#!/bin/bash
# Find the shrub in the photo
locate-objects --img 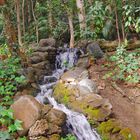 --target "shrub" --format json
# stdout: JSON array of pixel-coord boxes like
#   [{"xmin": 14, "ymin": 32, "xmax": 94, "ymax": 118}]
[
  {"xmin": 61, "ymin": 134, "xmax": 76, "ymax": 140},
  {"xmin": 104, "ymin": 41, "xmax": 140, "ymax": 84}
]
